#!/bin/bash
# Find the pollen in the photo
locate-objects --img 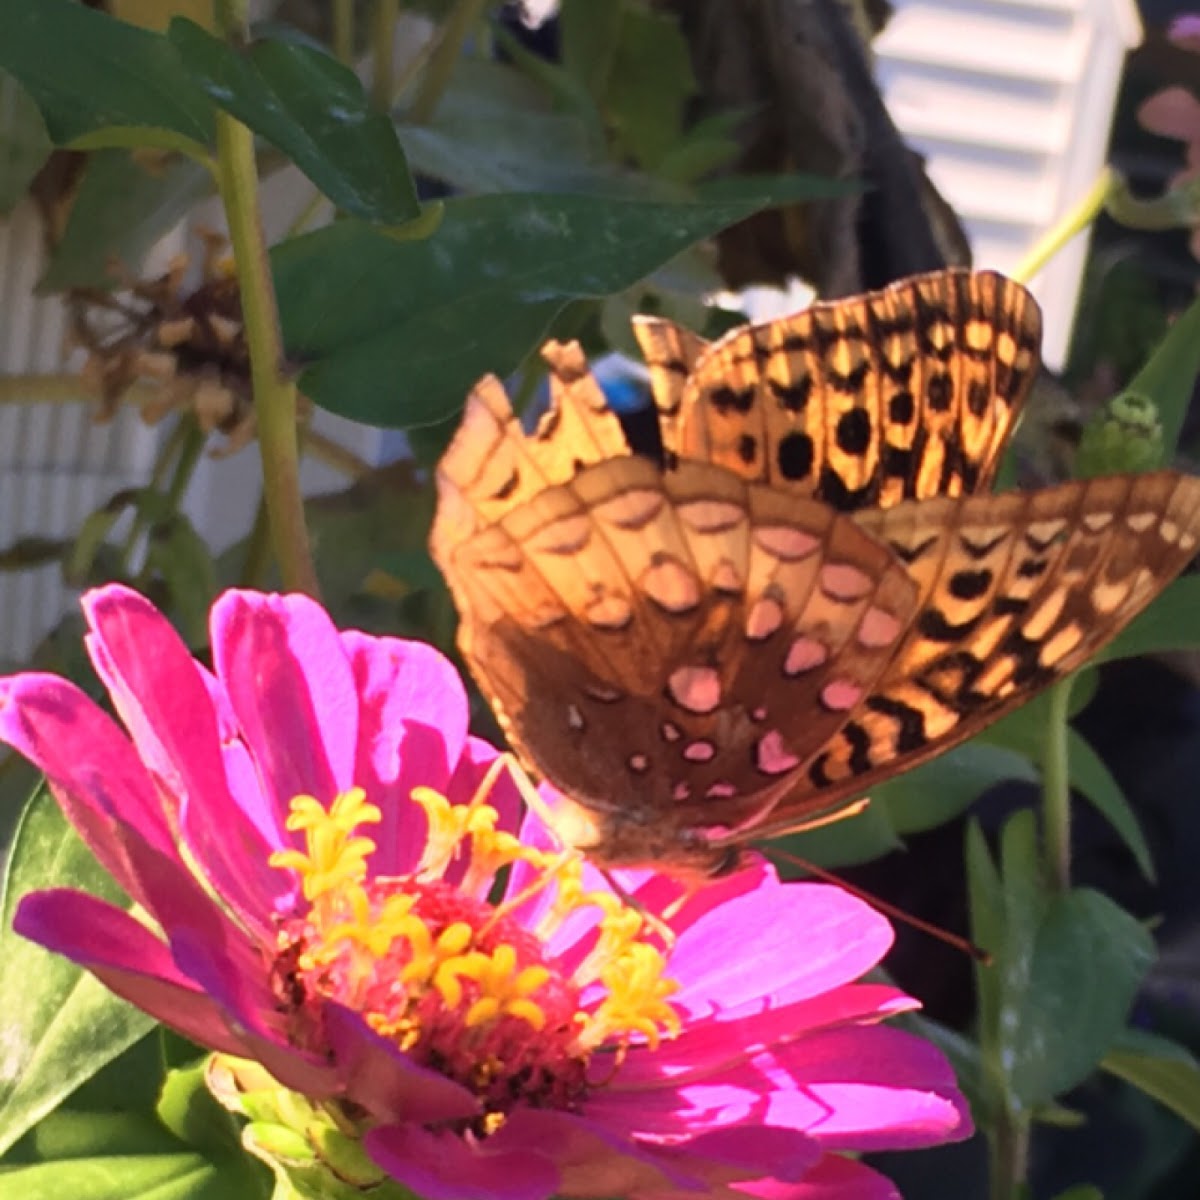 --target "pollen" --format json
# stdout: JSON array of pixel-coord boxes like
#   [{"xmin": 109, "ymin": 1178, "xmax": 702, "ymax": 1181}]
[{"xmin": 267, "ymin": 779, "xmax": 680, "ymax": 1127}]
